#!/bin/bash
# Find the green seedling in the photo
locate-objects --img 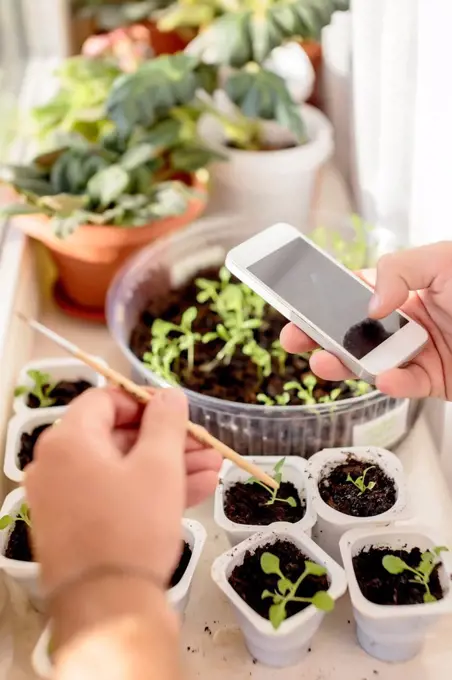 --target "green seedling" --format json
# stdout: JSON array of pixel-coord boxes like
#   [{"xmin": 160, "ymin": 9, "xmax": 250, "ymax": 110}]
[
  {"xmin": 150, "ymin": 307, "xmax": 200, "ymax": 374},
  {"xmin": 143, "ymin": 336, "xmax": 181, "ymax": 386},
  {"xmin": 201, "ymin": 320, "xmax": 260, "ymax": 369},
  {"xmin": 346, "ymin": 466, "xmax": 376, "ymax": 495},
  {"xmin": 271, "ymin": 340, "xmax": 287, "ymax": 376},
  {"xmin": 243, "ymin": 340, "xmax": 272, "ymax": 379},
  {"xmin": 0, "ymin": 502, "xmax": 32, "ymax": 530},
  {"xmin": 382, "ymin": 546, "xmax": 449, "ymax": 603},
  {"xmin": 195, "ymin": 266, "xmax": 230, "ymax": 306},
  {"xmin": 257, "ymin": 392, "xmax": 291, "ymax": 406},
  {"xmin": 260, "ymin": 552, "xmax": 334, "ymax": 630},
  {"xmin": 14, "ymin": 369, "xmax": 57, "ymax": 408},
  {"xmin": 319, "ymin": 387, "xmax": 342, "ymax": 404},
  {"xmin": 246, "ymin": 458, "xmax": 296, "ymax": 507},
  {"xmin": 284, "ymin": 375, "xmax": 317, "ymax": 405},
  {"xmin": 345, "ymin": 379, "xmax": 372, "ymax": 397}
]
